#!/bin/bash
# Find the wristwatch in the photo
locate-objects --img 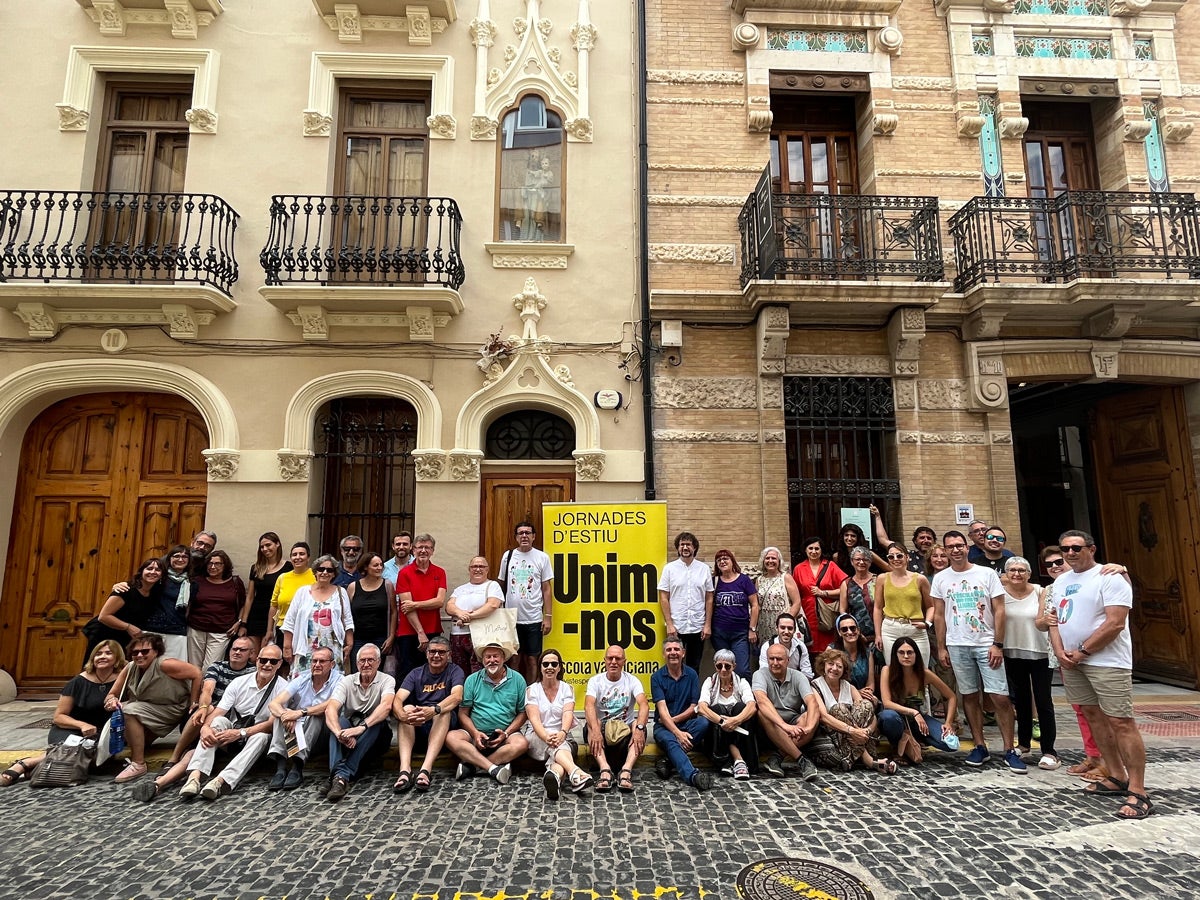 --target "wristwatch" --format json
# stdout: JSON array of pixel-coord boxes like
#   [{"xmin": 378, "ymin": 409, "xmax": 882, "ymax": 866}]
[
  {"xmin": 239, "ymin": 728, "xmax": 247, "ymax": 740},
  {"xmin": 635, "ymin": 724, "xmax": 646, "ymax": 732},
  {"xmin": 433, "ymin": 703, "xmax": 442, "ymax": 715}
]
